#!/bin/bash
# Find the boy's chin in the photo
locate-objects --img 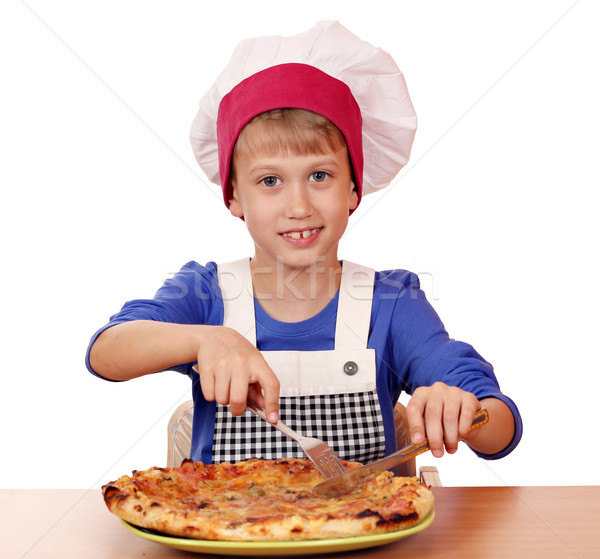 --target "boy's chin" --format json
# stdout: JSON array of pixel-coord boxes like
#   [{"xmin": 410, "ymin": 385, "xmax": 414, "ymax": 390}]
[{"xmin": 272, "ymin": 254, "xmax": 340, "ymax": 272}]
